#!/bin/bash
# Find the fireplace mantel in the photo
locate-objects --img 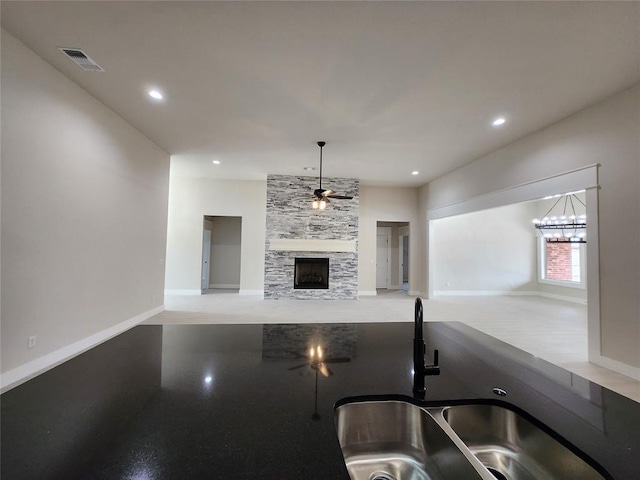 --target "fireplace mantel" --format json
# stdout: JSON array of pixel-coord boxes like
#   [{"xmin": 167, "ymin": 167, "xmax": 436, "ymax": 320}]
[{"xmin": 268, "ymin": 238, "xmax": 356, "ymax": 253}]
